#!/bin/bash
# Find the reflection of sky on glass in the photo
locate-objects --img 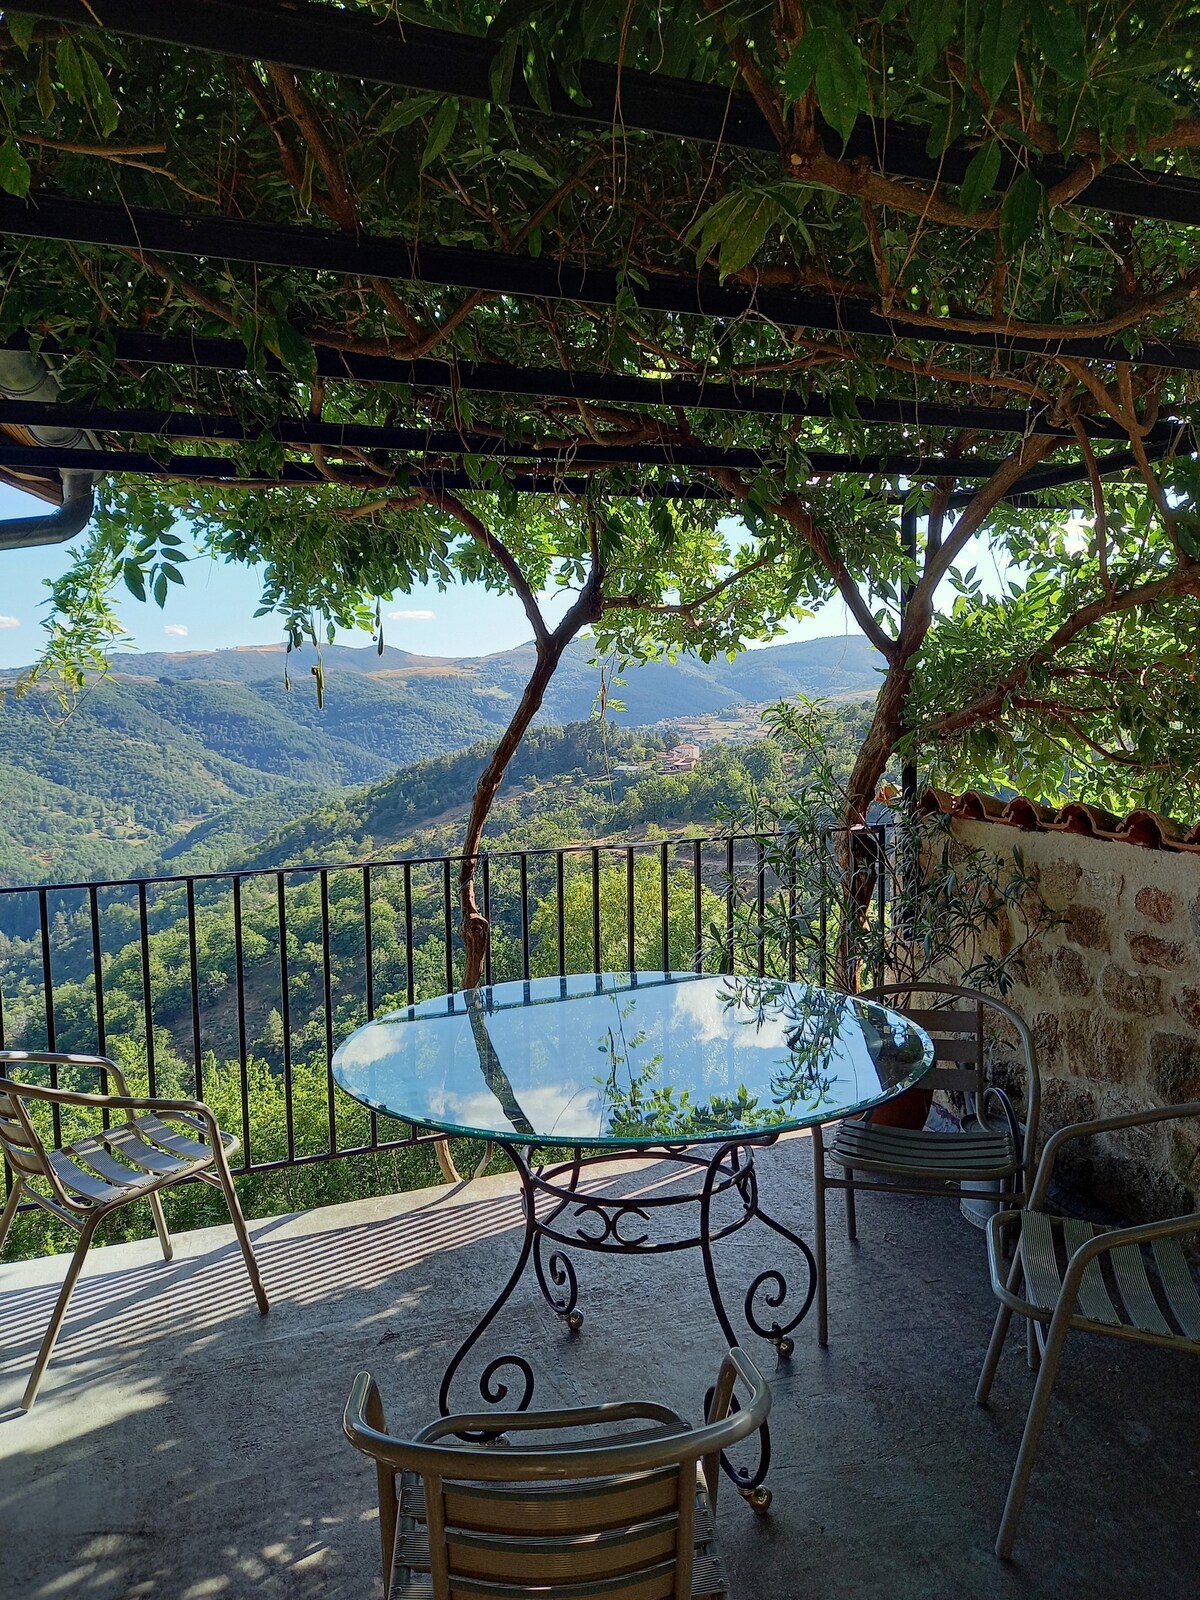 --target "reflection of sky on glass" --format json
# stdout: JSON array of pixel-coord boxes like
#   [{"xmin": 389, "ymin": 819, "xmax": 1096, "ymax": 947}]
[{"xmin": 332, "ymin": 972, "xmax": 932, "ymax": 1148}]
